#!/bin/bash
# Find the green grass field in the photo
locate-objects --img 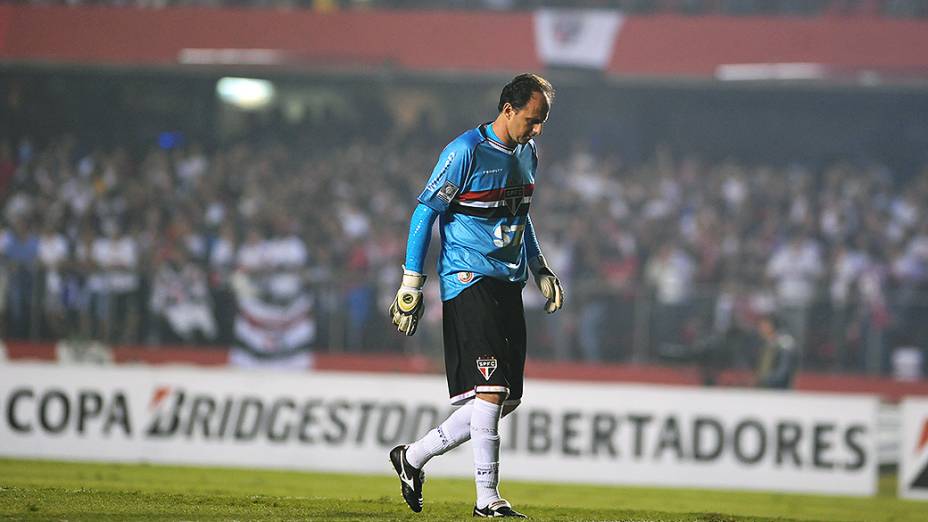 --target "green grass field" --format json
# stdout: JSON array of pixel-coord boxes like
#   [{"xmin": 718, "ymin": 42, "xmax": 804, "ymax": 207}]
[{"xmin": 0, "ymin": 458, "xmax": 924, "ymax": 521}]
